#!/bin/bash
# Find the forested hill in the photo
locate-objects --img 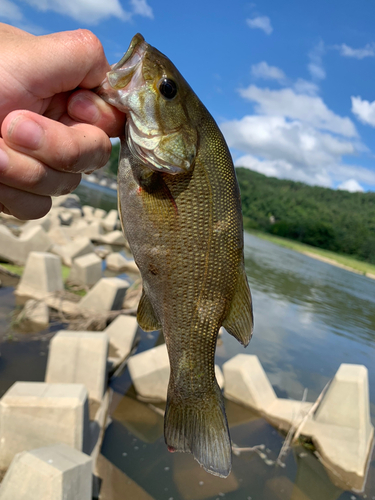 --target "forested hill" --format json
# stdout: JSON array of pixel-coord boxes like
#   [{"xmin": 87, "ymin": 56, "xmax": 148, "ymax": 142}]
[{"xmin": 236, "ymin": 167, "xmax": 375, "ymax": 264}]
